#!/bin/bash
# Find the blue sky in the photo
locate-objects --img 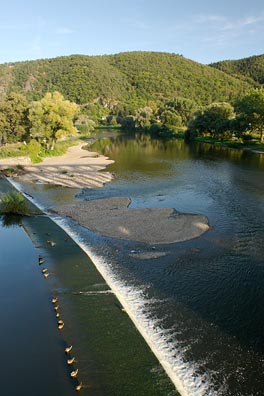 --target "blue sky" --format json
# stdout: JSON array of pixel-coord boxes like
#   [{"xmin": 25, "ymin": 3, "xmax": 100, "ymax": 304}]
[{"xmin": 0, "ymin": 0, "xmax": 263, "ymax": 64}]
